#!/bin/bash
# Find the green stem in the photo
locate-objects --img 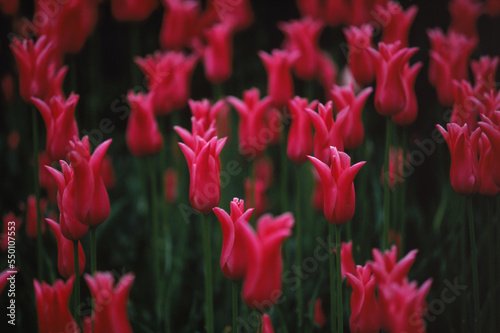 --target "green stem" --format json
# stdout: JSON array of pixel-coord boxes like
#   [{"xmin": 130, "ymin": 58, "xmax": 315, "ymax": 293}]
[
  {"xmin": 280, "ymin": 139, "xmax": 288, "ymax": 212},
  {"xmin": 400, "ymin": 133, "xmax": 407, "ymax": 254},
  {"xmin": 383, "ymin": 118, "xmax": 392, "ymax": 249},
  {"xmin": 149, "ymin": 156, "xmax": 160, "ymax": 326},
  {"xmin": 90, "ymin": 227, "xmax": 97, "ymax": 274},
  {"xmin": 73, "ymin": 241, "xmax": 81, "ymax": 330},
  {"xmin": 329, "ymin": 224, "xmax": 335, "ymax": 333},
  {"xmin": 296, "ymin": 164, "xmax": 303, "ymax": 329},
  {"xmin": 460, "ymin": 199, "xmax": 466, "ymax": 333},
  {"xmin": 202, "ymin": 213, "xmax": 214, "ymax": 333},
  {"xmin": 335, "ymin": 225, "xmax": 343, "ymax": 333},
  {"xmin": 232, "ymin": 280, "xmax": 238, "ymax": 332},
  {"xmin": 467, "ymin": 198, "xmax": 480, "ymax": 333},
  {"xmin": 33, "ymin": 107, "xmax": 43, "ymax": 280}
]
